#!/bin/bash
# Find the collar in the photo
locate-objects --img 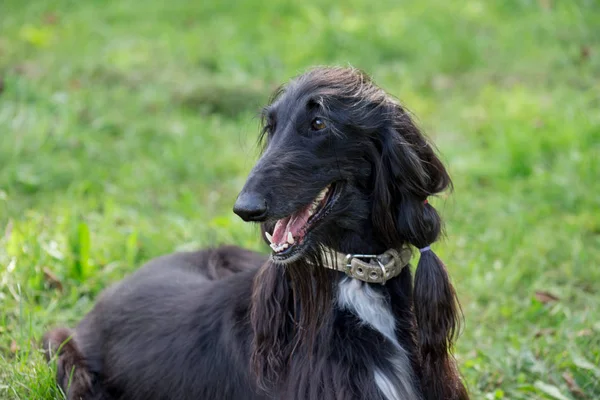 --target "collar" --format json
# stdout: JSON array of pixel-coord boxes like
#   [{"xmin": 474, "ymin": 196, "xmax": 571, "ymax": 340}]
[{"xmin": 320, "ymin": 247, "xmax": 412, "ymax": 285}]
